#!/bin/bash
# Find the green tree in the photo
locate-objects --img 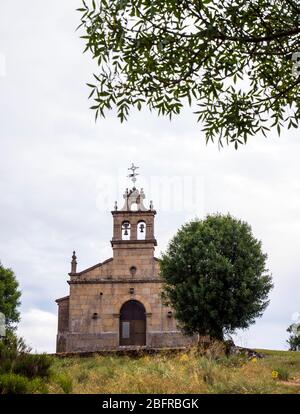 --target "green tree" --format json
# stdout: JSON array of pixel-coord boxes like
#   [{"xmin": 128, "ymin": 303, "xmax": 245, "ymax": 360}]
[
  {"xmin": 287, "ymin": 324, "xmax": 300, "ymax": 351},
  {"xmin": 78, "ymin": 0, "xmax": 300, "ymax": 149},
  {"xmin": 160, "ymin": 214, "xmax": 273, "ymax": 341},
  {"xmin": 0, "ymin": 263, "xmax": 21, "ymax": 329}
]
